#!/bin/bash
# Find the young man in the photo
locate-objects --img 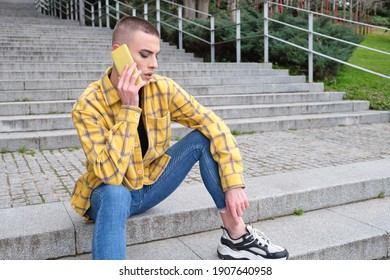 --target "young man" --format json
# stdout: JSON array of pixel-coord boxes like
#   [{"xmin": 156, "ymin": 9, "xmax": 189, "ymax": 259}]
[{"xmin": 71, "ymin": 16, "xmax": 288, "ymax": 260}]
